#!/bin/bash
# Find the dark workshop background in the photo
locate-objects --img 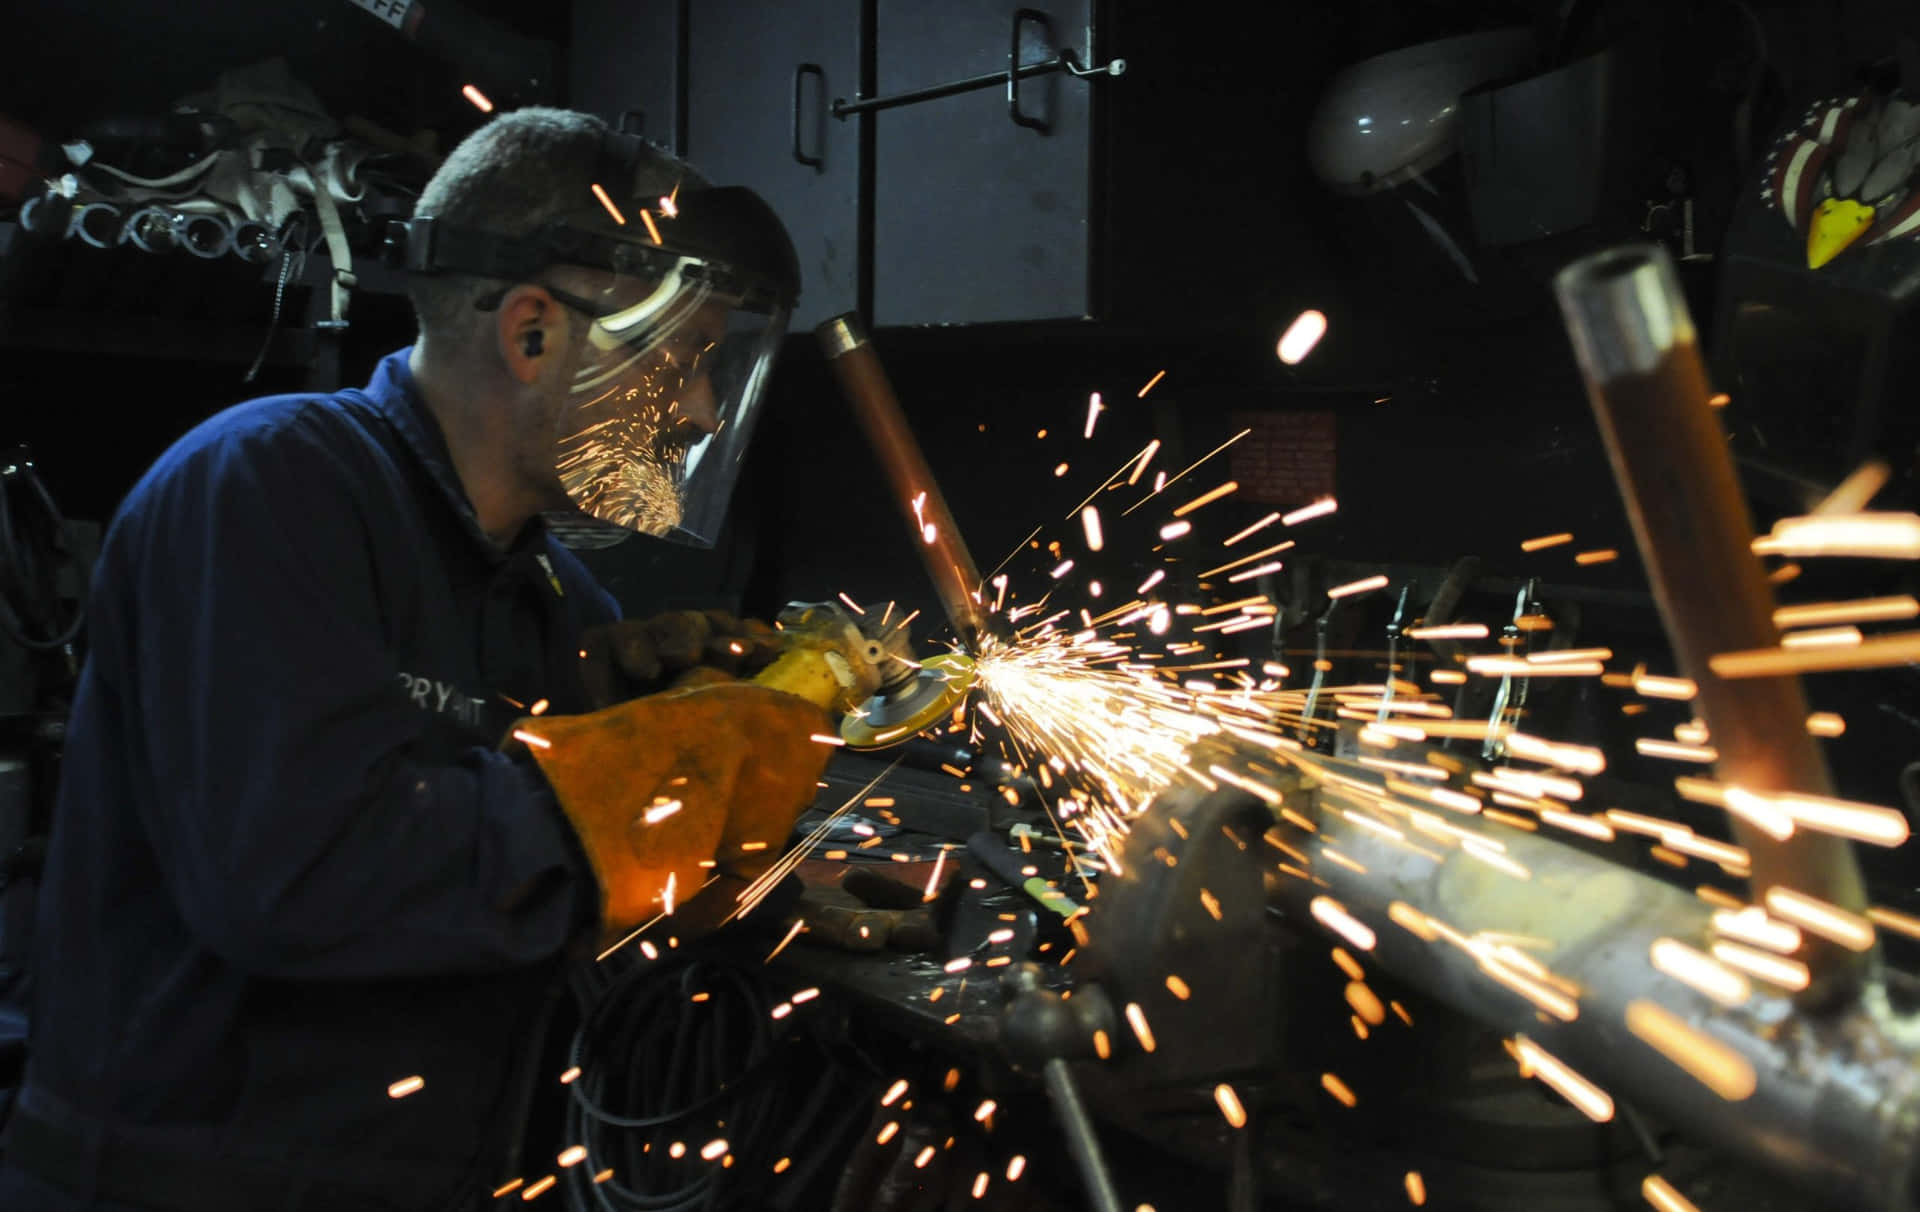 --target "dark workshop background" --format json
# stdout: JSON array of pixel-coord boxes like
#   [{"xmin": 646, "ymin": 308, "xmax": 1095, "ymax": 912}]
[{"xmin": 3, "ymin": 0, "xmax": 1919, "ymax": 855}]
